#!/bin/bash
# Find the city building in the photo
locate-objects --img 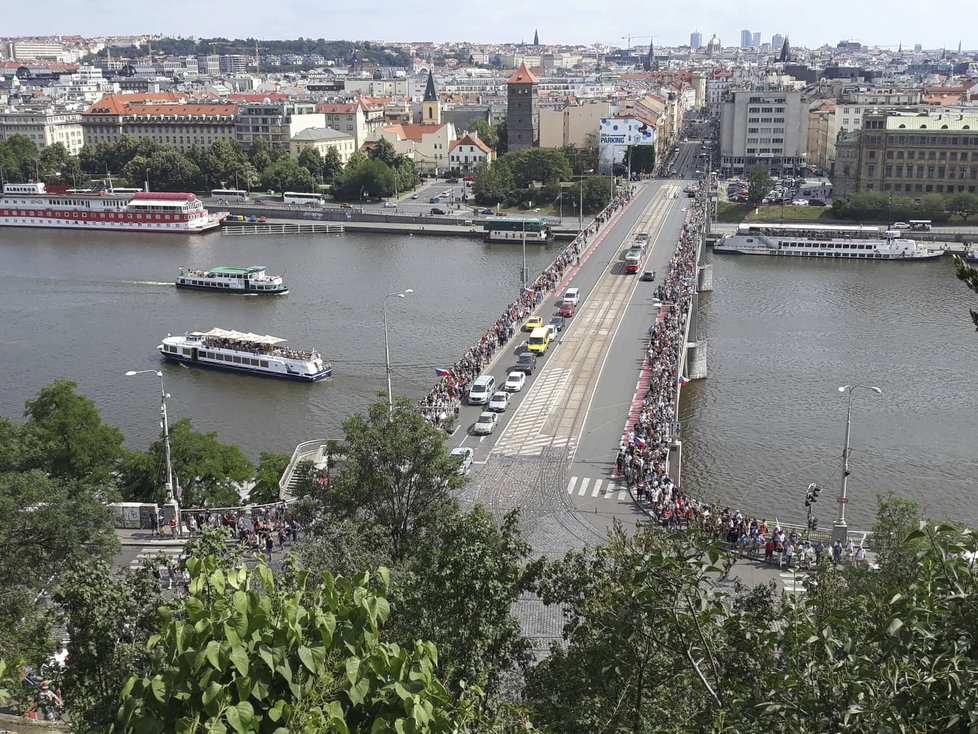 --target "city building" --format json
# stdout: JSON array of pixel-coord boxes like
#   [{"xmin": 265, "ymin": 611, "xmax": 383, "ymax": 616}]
[
  {"xmin": 448, "ymin": 132, "xmax": 491, "ymax": 172},
  {"xmin": 806, "ymin": 102, "xmax": 837, "ymax": 174},
  {"xmin": 740, "ymin": 30, "xmax": 753, "ymax": 49},
  {"xmin": 690, "ymin": 31, "xmax": 703, "ymax": 50},
  {"xmin": 421, "ymin": 70, "xmax": 441, "ymax": 125},
  {"xmin": 288, "ymin": 127, "xmax": 357, "ymax": 164},
  {"xmin": 6, "ymin": 40, "xmax": 75, "ymax": 62},
  {"xmin": 0, "ymin": 107, "xmax": 85, "ymax": 155},
  {"xmin": 506, "ymin": 62, "xmax": 539, "ymax": 152},
  {"xmin": 81, "ymin": 94, "xmax": 238, "ymax": 152},
  {"xmin": 833, "ymin": 110, "xmax": 978, "ymax": 197},
  {"xmin": 379, "ymin": 121, "xmax": 457, "ymax": 174},
  {"xmin": 752, "ymin": 32, "xmax": 761, "ymax": 48},
  {"xmin": 538, "ymin": 100, "xmax": 611, "ymax": 149},
  {"xmin": 234, "ymin": 101, "xmax": 324, "ymax": 151},
  {"xmin": 719, "ymin": 87, "xmax": 809, "ymax": 177},
  {"xmin": 772, "ymin": 34, "xmax": 785, "ymax": 53}
]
